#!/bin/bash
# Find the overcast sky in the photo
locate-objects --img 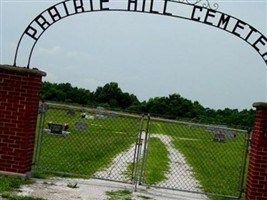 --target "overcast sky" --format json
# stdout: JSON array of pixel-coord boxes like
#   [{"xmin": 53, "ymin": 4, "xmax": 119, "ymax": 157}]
[{"xmin": 1, "ymin": 0, "xmax": 267, "ymax": 110}]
